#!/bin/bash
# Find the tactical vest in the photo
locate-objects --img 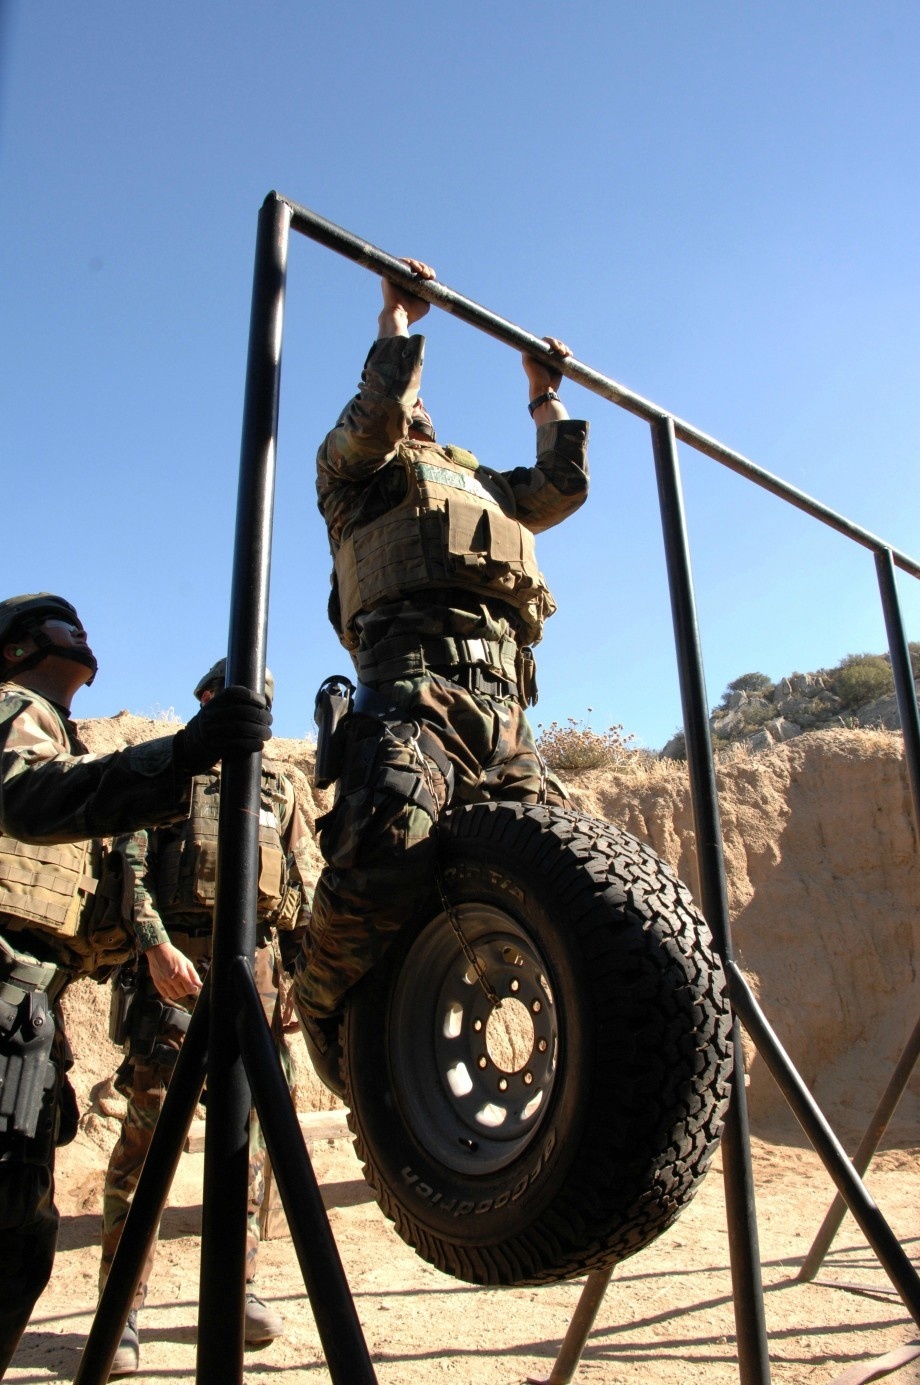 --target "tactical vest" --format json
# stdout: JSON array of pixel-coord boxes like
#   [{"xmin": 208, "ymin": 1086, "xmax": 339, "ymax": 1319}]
[
  {"xmin": 333, "ymin": 442, "xmax": 557, "ymax": 647},
  {"xmin": 0, "ymin": 835, "xmax": 98, "ymax": 937},
  {"xmin": 0, "ymin": 690, "xmax": 134, "ymax": 975},
  {"xmin": 153, "ymin": 769, "xmax": 298, "ymax": 925}
]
